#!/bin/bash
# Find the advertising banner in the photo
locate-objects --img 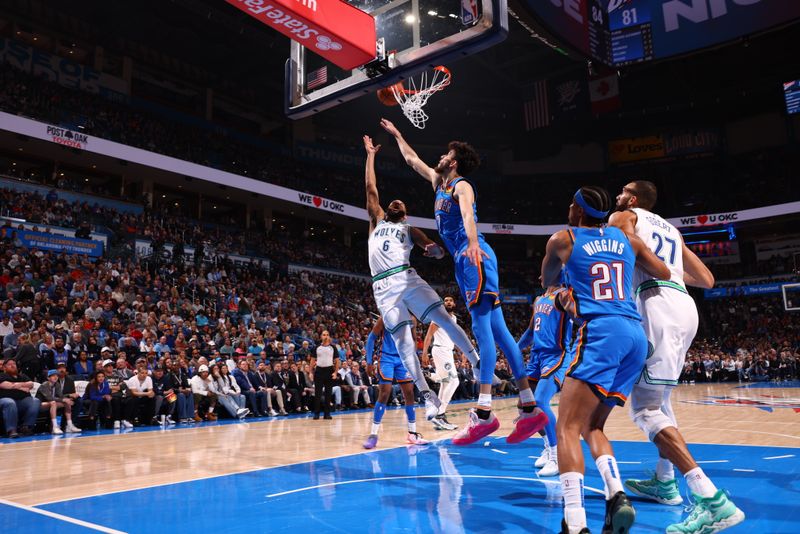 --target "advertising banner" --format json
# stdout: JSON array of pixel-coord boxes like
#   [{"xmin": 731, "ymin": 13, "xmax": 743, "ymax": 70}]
[
  {"xmin": 225, "ymin": 0, "xmax": 376, "ymax": 70},
  {"xmin": 13, "ymin": 229, "xmax": 103, "ymax": 257},
  {"xmin": 608, "ymin": 135, "xmax": 665, "ymax": 163},
  {"xmin": 294, "ymin": 141, "xmax": 404, "ymax": 175},
  {"xmin": 650, "ymin": 0, "xmax": 800, "ymax": 59},
  {"xmin": 704, "ymin": 283, "xmax": 784, "ymax": 300},
  {"xmin": 0, "ymin": 38, "xmax": 128, "ymax": 100},
  {"xmin": 663, "ymin": 128, "xmax": 720, "ymax": 156}
]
